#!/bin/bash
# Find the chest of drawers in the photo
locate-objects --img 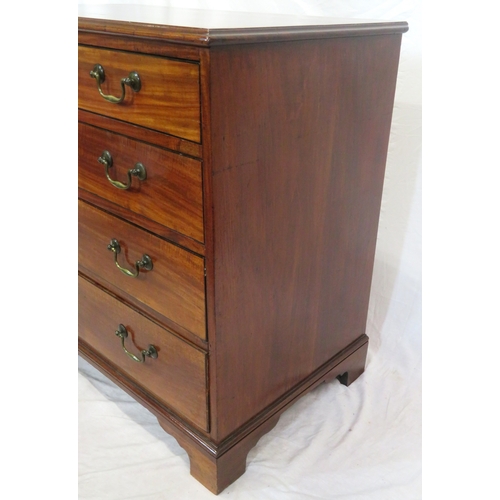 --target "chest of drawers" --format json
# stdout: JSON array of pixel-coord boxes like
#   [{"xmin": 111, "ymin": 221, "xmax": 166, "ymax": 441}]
[{"xmin": 78, "ymin": 6, "xmax": 407, "ymax": 493}]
